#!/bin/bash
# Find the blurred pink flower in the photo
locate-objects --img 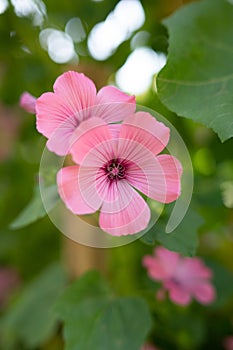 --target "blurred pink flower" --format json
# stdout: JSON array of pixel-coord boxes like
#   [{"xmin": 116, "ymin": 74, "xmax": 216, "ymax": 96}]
[
  {"xmin": 224, "ymin": 336, "xmax": 233, "ymax": 350},
  {"xmin": 35, "ymin": 70, "xmax": 136, "ymax": 156},
  {"xmin": 0, "ymin": 267, "xmax": 20, "ymax": 308},
  {"xmin": 57, "ymin": 113, "xmax": 182, "ymax": 235},
  {"xmin": 143, "ymin": 246, "xmax": 216, "ymax": 306},
  {"xmin": 19, "ymin": 92, "xmax": 36, "ymax": 114}
]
